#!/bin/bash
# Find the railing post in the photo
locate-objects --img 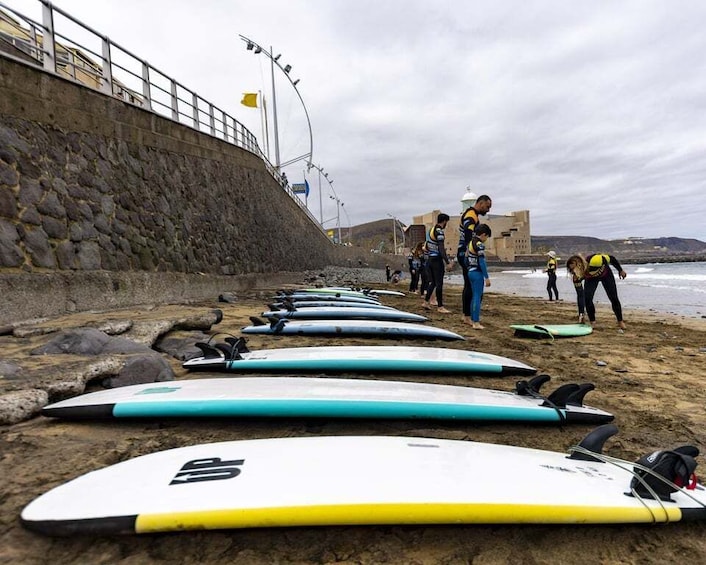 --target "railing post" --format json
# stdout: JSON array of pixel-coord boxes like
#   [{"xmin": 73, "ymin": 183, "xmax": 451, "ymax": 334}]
[
  {"xmin": 170, "ymin": 80, "xmax": 179, "ymax": 121},
  {"xmin": 141, "ymin": 62, "xmax": 152, "ymax": 110},
  {"xmin": 209, "ymin": 104, "xmax": 216, "ymax": 136},
  {"xmin": 100, "ymin": 36, "xmax": 113, "ymax": 95},
  {"xmin": 191, "ymin": 92, "xmax": 198, "ymax": 128},
  {"xmin": 41, "ymin": 1, "xmax": 55, "ymax": 72}
]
